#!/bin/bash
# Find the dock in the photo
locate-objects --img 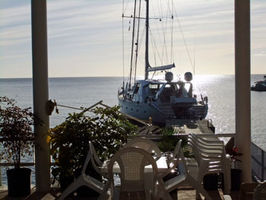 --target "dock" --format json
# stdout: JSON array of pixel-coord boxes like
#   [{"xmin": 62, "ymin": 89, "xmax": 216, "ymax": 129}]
[{"xmin": 166, "ymin": 119, "xmax": 215, "ymax": 134}]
